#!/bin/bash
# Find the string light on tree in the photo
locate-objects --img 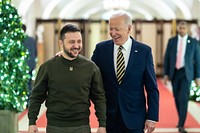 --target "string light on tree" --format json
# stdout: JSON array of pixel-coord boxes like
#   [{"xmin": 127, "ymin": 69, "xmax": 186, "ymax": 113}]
[
  {"xmin": 190, "ymin": 81, "xmax": 200, "ymax": 102},
  {"xmin": 0, "ymin": 1, "xmax": 30, "ymax": 112}
]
